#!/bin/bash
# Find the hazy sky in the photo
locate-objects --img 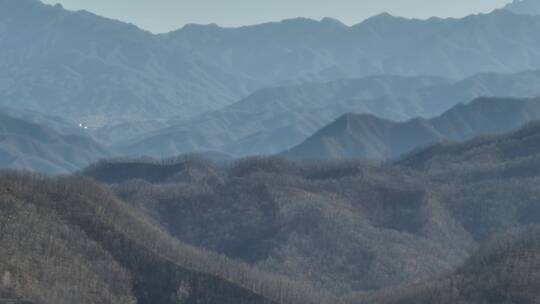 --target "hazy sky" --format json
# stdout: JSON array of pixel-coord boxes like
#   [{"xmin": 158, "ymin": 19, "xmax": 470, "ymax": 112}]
[{"xmin": 41, "ymin": 0, "xmax": 512, "ymax": 33}]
